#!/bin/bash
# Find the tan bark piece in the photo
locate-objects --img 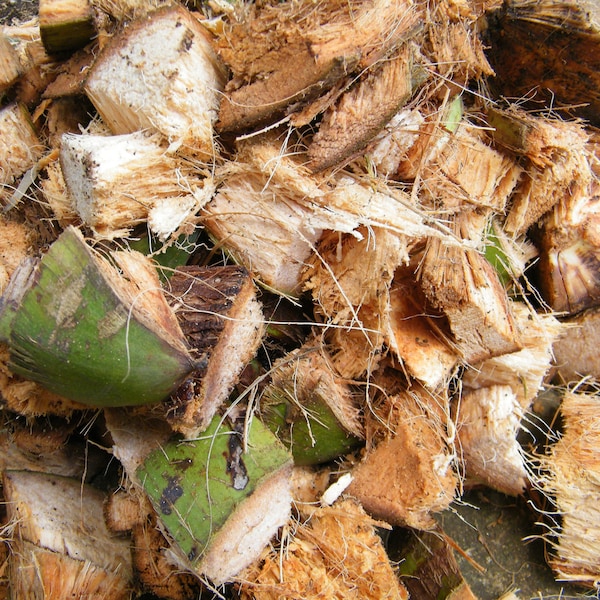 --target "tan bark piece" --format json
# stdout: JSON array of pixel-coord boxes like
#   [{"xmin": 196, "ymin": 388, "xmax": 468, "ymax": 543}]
[
  {"xmin": 427, "ymin": 125, "xmax": 522, "ymax": 212},
  {"xmin": 535, "ymin": 175, "xmax": 600, "ymax": 314},
  {"xmin": 0, "ymin": 415, "xmax": 93, "ymax": 479},
  {"xmin": 419, "ymin": 236, "xmax": 522, "ymax": 364},
  {"xmin": 303, "ymin": 227, "xmax": 409, "ymax": 379},
  {"xmin": 348, "ymin": 383, "xmax": 457, "ymax": 529},
  {"xmin": 0, "ymin": 102, "xmax": 43, "ymax": 204},
  {"xmin": 426, "ymin": 16, "xmax": 495, "ymax": 92},
  {"xmin": 552, "ymin": 306, "xmax": 600, "ymax": 383},
  {"xmin": 14, "ymin": 38, "xmax": 59, "ymax": 108},
  {"xmin": 387, "ymin": 270, "xmax": 459, "ymax": 389},
  {"xmin": 85, "ymin": 4, "xmax": 226, "ymax": 155},
  {"xmin": 216, "ymin": 0, "xmax": 420, "ymax": 134},
  {"xmin": 504, "ymin": 143, "xmax": 591, "ymax": 237},
  {"xmin": 238, "ymin": 498, "xmax": 408, "ymax": 600},
  {"xmin": 307, "ymin": 46, "xmax": 426, "ymax": 172},
  {"xmin": 462, "ymin": 301, "xmax": 563, "ymax": 407},
  {"xmin": 0, "ymin": 31, "xmax": 22, "ymax": 93},
  {"xmin": 10, "ymin": 542, "xmax": 131, "ymax": 600}
]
